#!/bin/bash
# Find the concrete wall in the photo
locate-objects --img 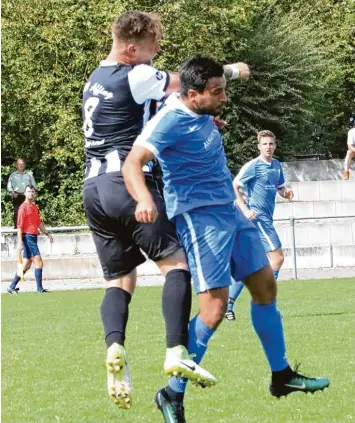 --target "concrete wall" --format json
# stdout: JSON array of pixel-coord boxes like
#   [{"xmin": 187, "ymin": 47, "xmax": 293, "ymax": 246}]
[
  {"xmin": 276, "ymin": 180, "xmax": 355, "ymax": 203},
  {"xmin": 2, "ymin": 244, "xmax": 354, "ymax": 281},
  {"xmin": 2, "ymin": 220, "xmax": 355, "ymax": 260},
  {"xmin": 283, "ymin": 159, "xmax": 355, "ymax": 182}
]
